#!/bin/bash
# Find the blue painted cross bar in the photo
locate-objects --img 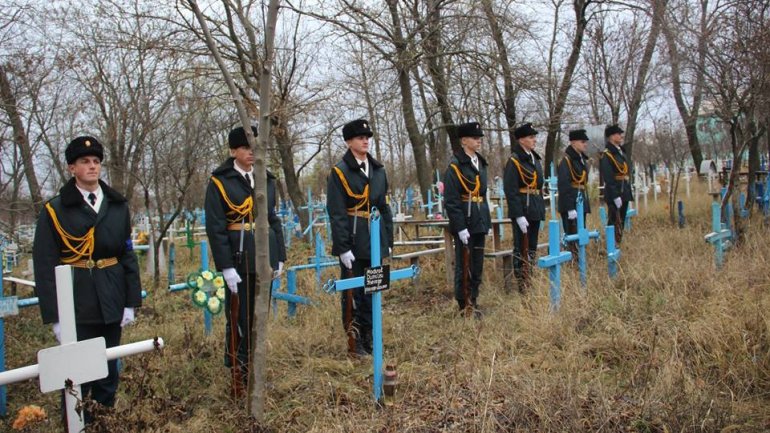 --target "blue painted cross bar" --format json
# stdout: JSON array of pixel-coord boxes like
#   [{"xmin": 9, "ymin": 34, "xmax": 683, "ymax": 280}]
[
  {"xmin": 605, "ymin": 226, "xmax": 621, "ymax": 278},
  {"xmin": 168, "ymin": 240, "xmax": 213, "ymax": 335},
  {"xmin": 271, "ymin": 275, "xmax": 312, "ymax": 319},
  {"xmin": 322, "ymin": 207, "xmax": 419, "ymax": 403},
  {"xmin": 537, "ymin": 220, "xmax": 572, "ymax": 310},
  {"xmin": 599, "ymin": 206, "xmax": 607, "ymax": 228},
  {"xmin": 562, "ymin": 193, "xmax": 600, "ymax": 288},
  {"xmin": 624, "ymin": 203, "xmax": 638, "ymax": 231},
  {"xmin": 704, "ymin": 202, "xmax": 731, "ymax": 270}
]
